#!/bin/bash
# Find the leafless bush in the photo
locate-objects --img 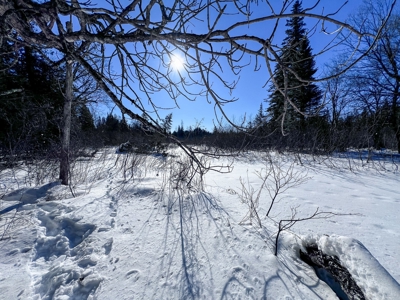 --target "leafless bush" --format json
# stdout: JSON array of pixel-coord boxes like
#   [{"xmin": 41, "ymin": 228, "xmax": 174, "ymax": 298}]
[
  {"xmin": 23, "ymin": 158, "xmax": 59, "ymax": 187},
  {"xmin": 0, "ymin": 197, "xmax": 34, "ymax": 242},
  {"xmin": 113, "ymin": 152, "xmax": 147, "ymax": 183},
  {"xmin": 165, "ymin": 154, "xmax": 206, "ymax": 193},
  {"xmin": 234, "ymin": 153, "xmax": 358, "ymax": 256},
  {"xmin": 238, "ymin": 154, "xmax": 310, "ymax": 228},
  {"xmin": 238, "ymin": 171, "xmax": 269, "ymax": 228},
  {"xmin": 70, "ymin": 149, "xmax": 109, "ymax": 184},
  {"xmin": 273, "ymin": 207, "xmax": 352, "ymax": 256},
  {"xmin": 264, "ymin": 156, "xmax": 310, "ymax": 217}
]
